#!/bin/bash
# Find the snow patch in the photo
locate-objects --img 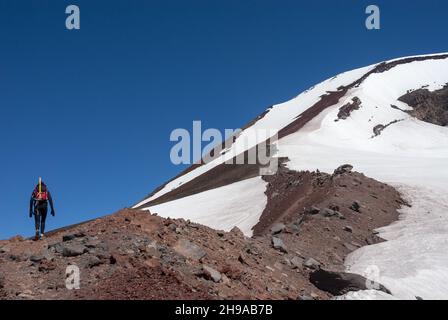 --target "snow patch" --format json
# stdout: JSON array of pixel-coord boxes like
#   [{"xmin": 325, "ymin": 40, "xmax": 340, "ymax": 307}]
[
  {"xmin": 144, "ymin": 177, "xmax": 268, "ymax": 237},
  {"xmin": 344, "ymin": 185, "xmax": 448, "ymax": 300}
]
